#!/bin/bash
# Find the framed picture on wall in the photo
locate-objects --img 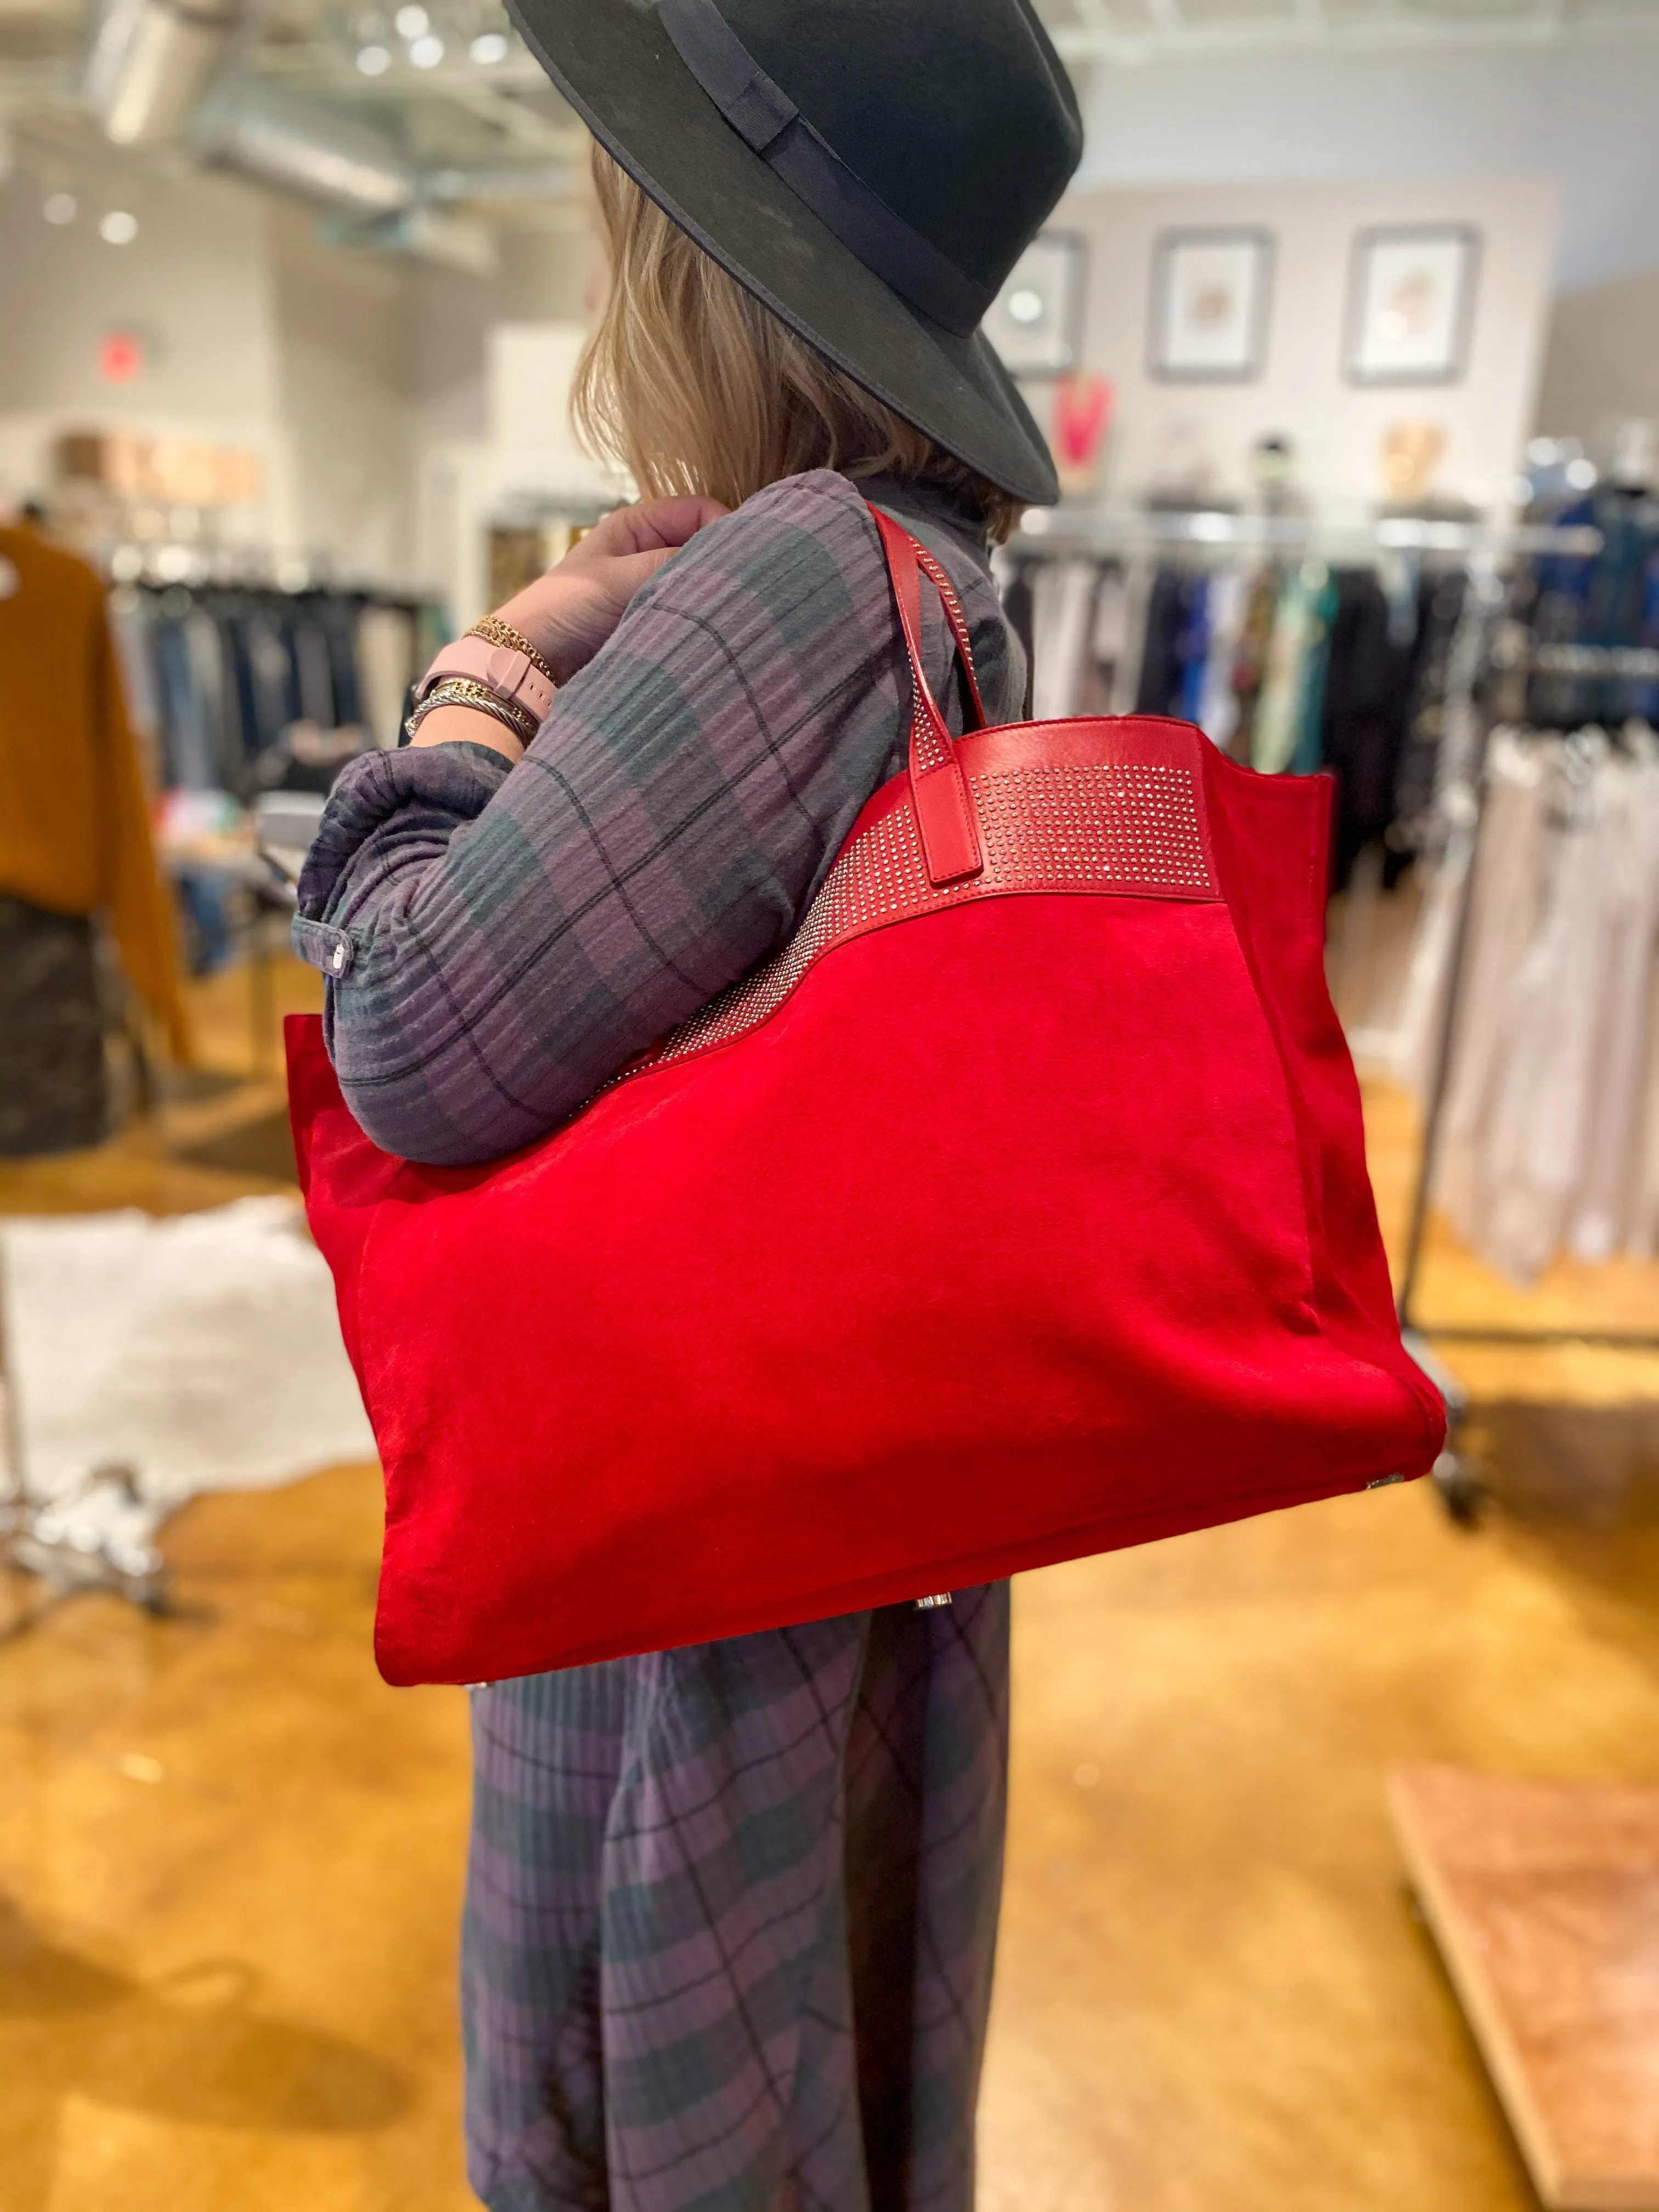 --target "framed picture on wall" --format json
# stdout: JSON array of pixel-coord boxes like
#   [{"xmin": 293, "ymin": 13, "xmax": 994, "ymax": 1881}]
[
  {"xmin": 986, "ymin": 232, "xmax": 1088, "ymax": 379},
  {"xmin": 1344, "ymin": 225, "xmax": 1480, "ymax": 385},
  {"xmin": 1149, "ymin": 228, "xmax": 1274, "ymax": 382}
]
